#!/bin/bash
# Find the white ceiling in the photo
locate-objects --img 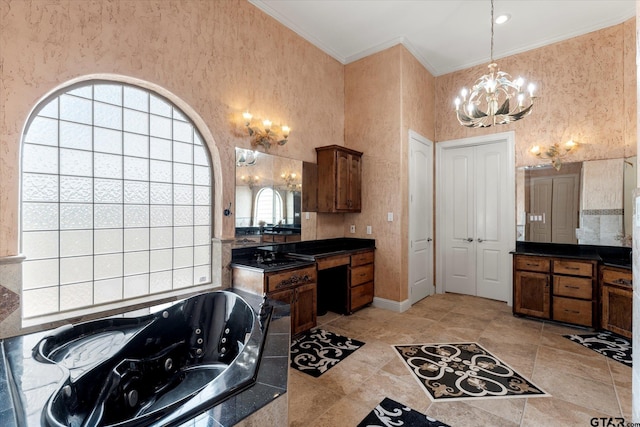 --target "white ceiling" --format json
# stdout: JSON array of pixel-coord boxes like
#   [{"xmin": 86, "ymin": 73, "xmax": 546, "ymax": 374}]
[{"xmin": 249, "ymin": 0, "xmax": 636, "ymax": 76}]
